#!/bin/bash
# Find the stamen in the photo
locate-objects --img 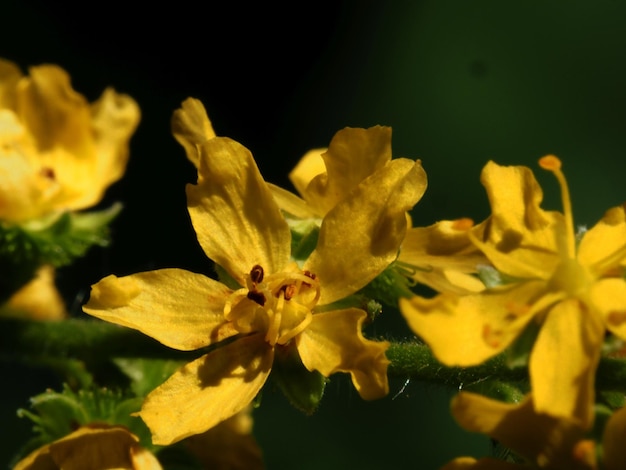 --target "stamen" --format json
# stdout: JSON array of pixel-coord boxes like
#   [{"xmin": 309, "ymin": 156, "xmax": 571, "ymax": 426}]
[
  {"xmin": 250, "ymin": 264, "xmax": 264, "ymax": 284},
  {"xmin": 538, "ymin": 155, "xmax": 576, "ymax": 258},
  {"xmin": 247, "ymin": 290, "xmax": 266, "ymax": 306}
]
